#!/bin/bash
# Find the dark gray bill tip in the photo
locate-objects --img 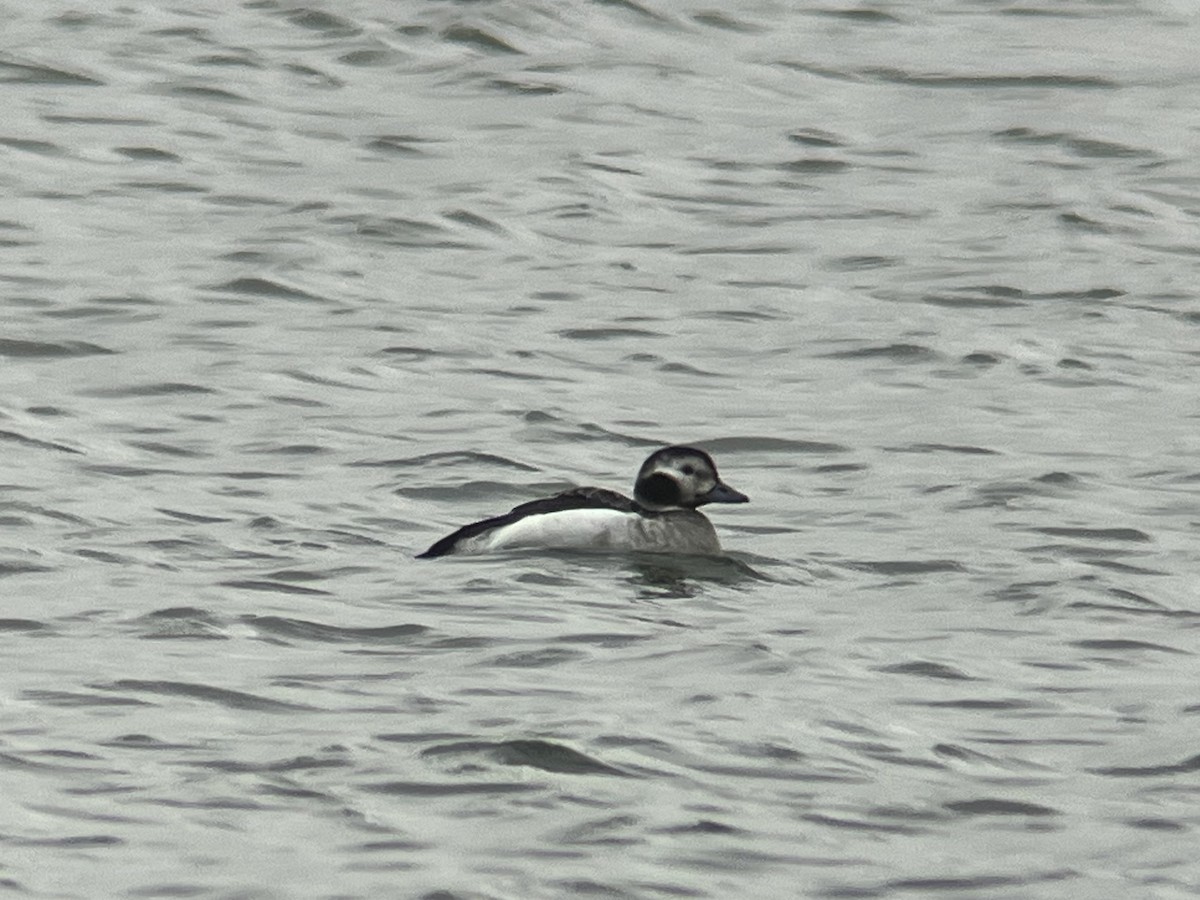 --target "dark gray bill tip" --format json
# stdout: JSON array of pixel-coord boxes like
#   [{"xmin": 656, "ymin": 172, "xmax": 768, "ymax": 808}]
[{"xmin": 704, "ymin": 482, "xmax": 749, "ymax": 504}]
